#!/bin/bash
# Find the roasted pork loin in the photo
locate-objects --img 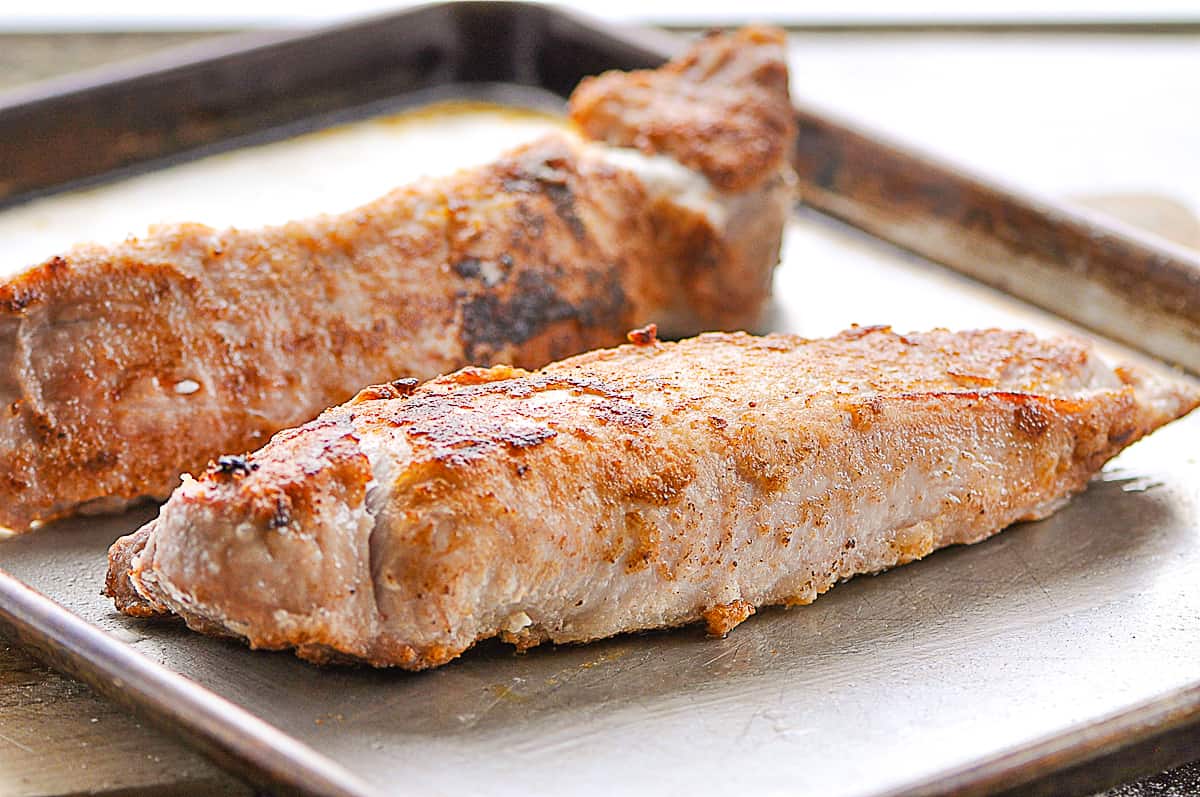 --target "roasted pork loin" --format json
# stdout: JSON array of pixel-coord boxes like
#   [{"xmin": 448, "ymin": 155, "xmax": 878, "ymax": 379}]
[
  {"xmin": 107, "ymin": 326, "xmax": 1199, "ymax": 668},
  {"xmin": 0, "ymin": 27, "xmax": 795, "ymax": 531}
]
